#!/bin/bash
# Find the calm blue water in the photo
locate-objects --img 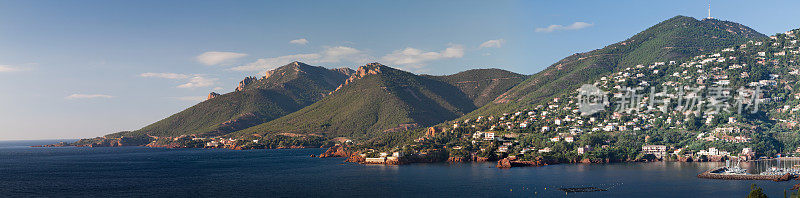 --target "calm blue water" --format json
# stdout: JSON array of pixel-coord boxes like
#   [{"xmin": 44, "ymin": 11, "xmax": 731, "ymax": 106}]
[{"xmin": 0, "ymin": 140, "xmax": 796, "ymax": 197}]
